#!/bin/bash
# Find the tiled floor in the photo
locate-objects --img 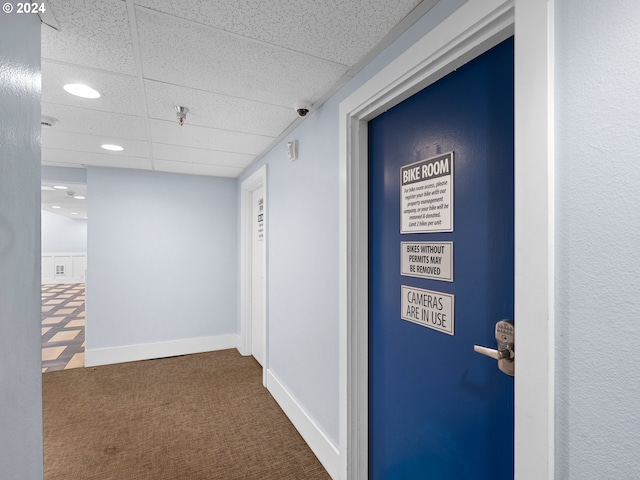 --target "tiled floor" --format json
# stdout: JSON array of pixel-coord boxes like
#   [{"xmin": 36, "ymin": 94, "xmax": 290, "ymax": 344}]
[{"xmin": 42, "ymin": 284, "xmax": 86, "ymax": 373}]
